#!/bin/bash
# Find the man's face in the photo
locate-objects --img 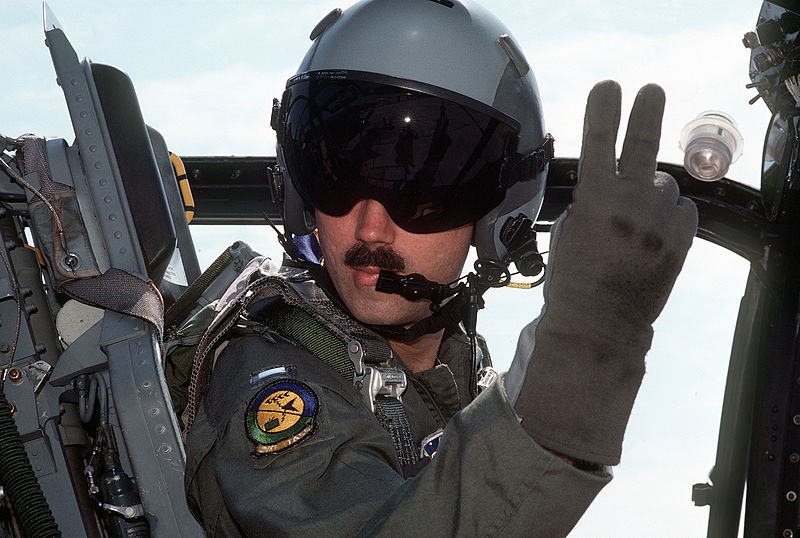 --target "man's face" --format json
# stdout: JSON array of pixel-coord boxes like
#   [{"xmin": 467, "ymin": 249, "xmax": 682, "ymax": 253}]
[{"xmin": 316, "ymin": 199, "xmax": 473, "ymax": 327}]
